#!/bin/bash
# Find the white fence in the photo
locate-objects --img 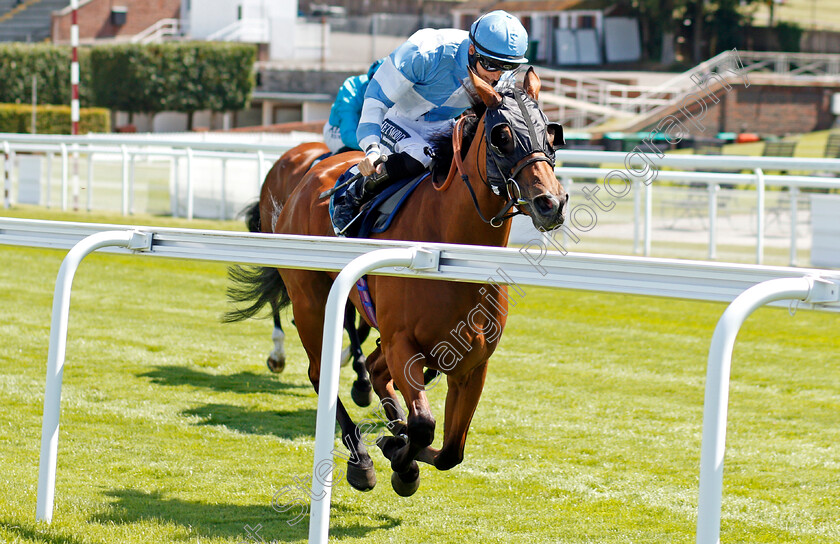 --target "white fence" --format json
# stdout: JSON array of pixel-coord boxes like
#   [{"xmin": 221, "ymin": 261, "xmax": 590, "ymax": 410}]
[
  {"xmin": 552, "ymin": 150, "xmax": 840, "ymax": 266},
  {"xmin": 4, "ymin": 136, "xmax": 840, "ymax": 263},
  {"xmin": 0, "ymin": 217, "xmax": 838, "ymax": 544},
  {"xmin": 1, "ymin": 132, "xmax": 317, "ymax": 220}
]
